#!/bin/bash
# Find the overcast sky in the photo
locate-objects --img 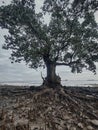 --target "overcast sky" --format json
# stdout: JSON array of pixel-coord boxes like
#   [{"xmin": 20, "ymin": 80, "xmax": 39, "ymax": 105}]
[{"xmin": 0, "ymin": 0, "xmax": 98, "ymax": 84}]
